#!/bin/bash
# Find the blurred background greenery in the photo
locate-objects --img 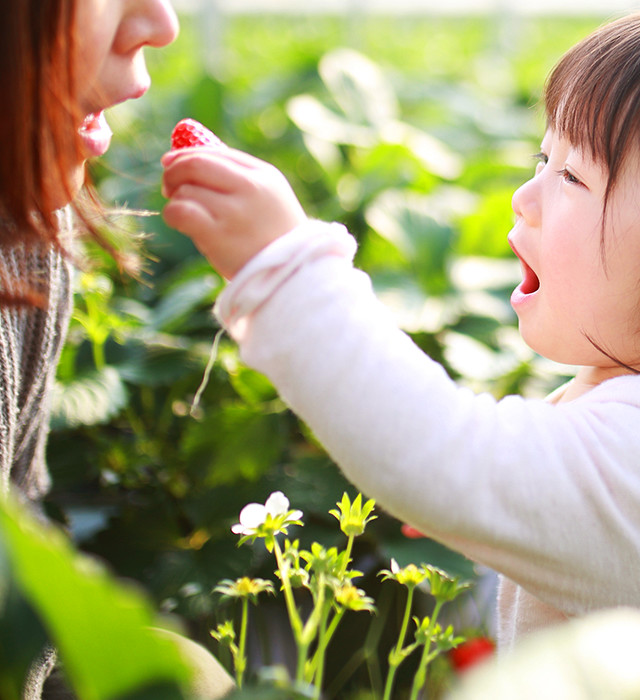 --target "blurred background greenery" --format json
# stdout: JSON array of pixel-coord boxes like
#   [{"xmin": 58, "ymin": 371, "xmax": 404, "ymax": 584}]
[{"xmin": 32, "ymin": 7, "xmax": 618, "ymax": 697}]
